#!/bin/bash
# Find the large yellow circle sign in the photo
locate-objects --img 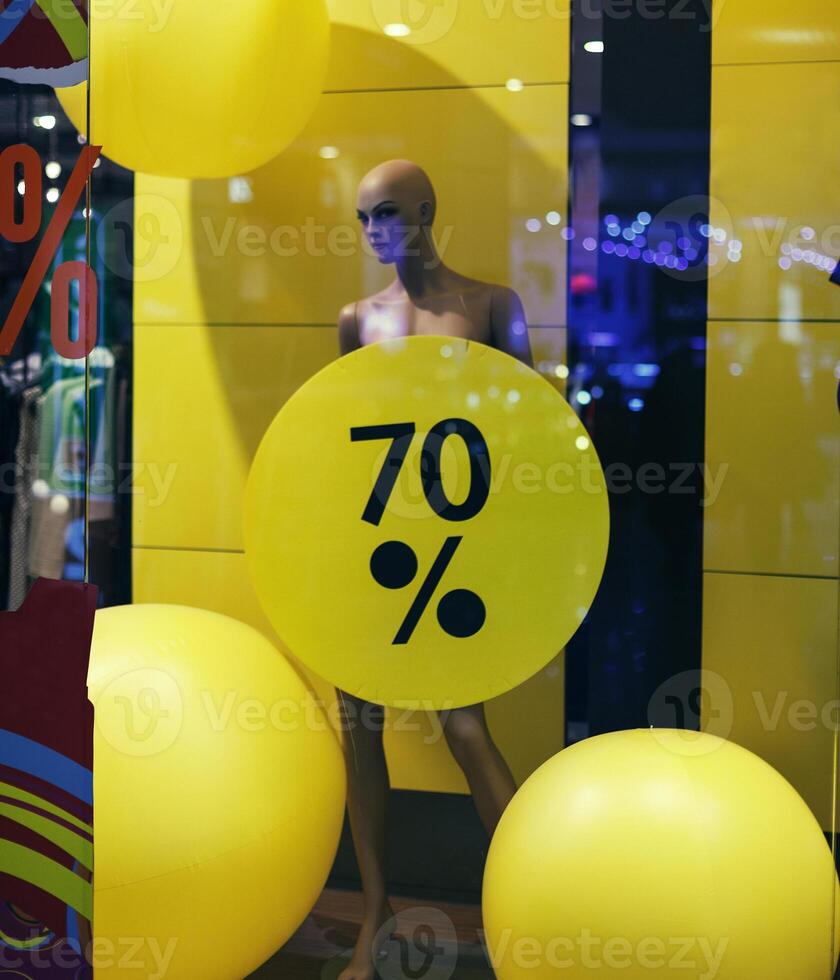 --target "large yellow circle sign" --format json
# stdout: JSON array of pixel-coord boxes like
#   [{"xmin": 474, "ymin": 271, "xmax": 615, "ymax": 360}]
[{"xmin": 244, "ymin": 336, "xmax": 609, "ymax": 709}]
